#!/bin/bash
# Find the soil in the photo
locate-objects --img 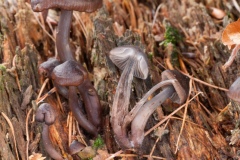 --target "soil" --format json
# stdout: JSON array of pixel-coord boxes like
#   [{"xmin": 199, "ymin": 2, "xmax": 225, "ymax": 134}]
[{"xmin": 0, "ymin": 0, "xmax": 240, "ymax": 159}]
